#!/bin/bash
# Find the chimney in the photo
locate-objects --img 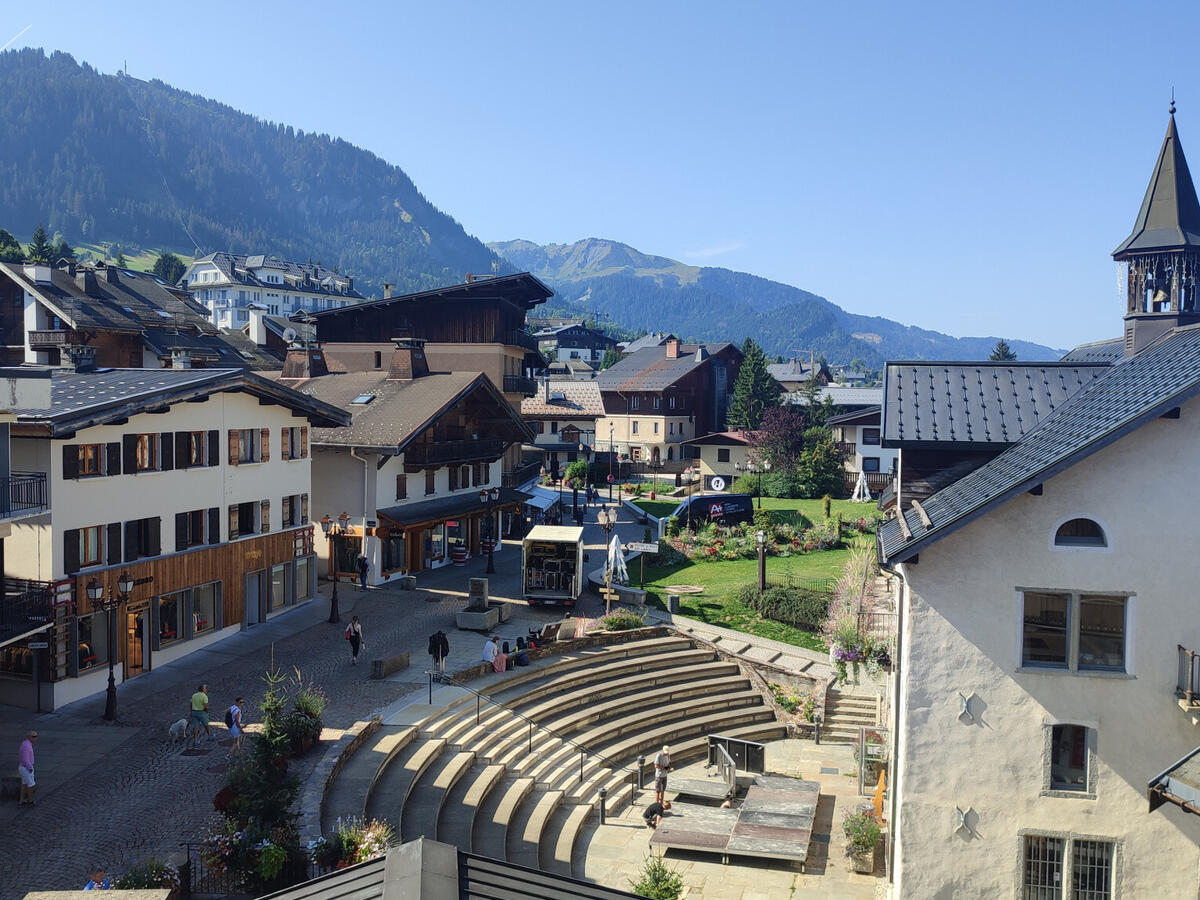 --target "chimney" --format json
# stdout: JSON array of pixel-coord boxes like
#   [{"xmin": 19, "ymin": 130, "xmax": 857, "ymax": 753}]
[
  {"xmin": 543, "ymin": 374, "xmax": 551, "ymax": 402},
  {"xmin": 665, "ymin": 338, "xmax": 680, "ymax": 359},
  {"xmin": 247, "ymin": 305, "xmax": 268, "ymax": 346},
  {"xmin": 383, "ymin": 283, "xmax": 394, "ymax": 299},
  {"xmin": 22, "ymin": 263, "xmax": 51, "ymax": 284},
  {"xmin": 694, "ymin": 346, "xmax": 708, "ymax": 362},
  {"xmin": 60, "ymin": 344, "xmax": 97, "ymax": 373},
  {"xmin": 170, "ymin": 348, "xmax": 192, "ymax": 369},
  {"xmin": 281, "ymin": 344, "xmax": 329, "ymax": 380},
  {"xmin": 387, "ymin": 333, "xmax": 430, "ymax": 381},
  {"xmin": 104, "ymin": 262, "xmax": 119, "ymax": 284},
  {"xmin": 75, "ymin": 269, "xmax": 99, "ymax": 297}
]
